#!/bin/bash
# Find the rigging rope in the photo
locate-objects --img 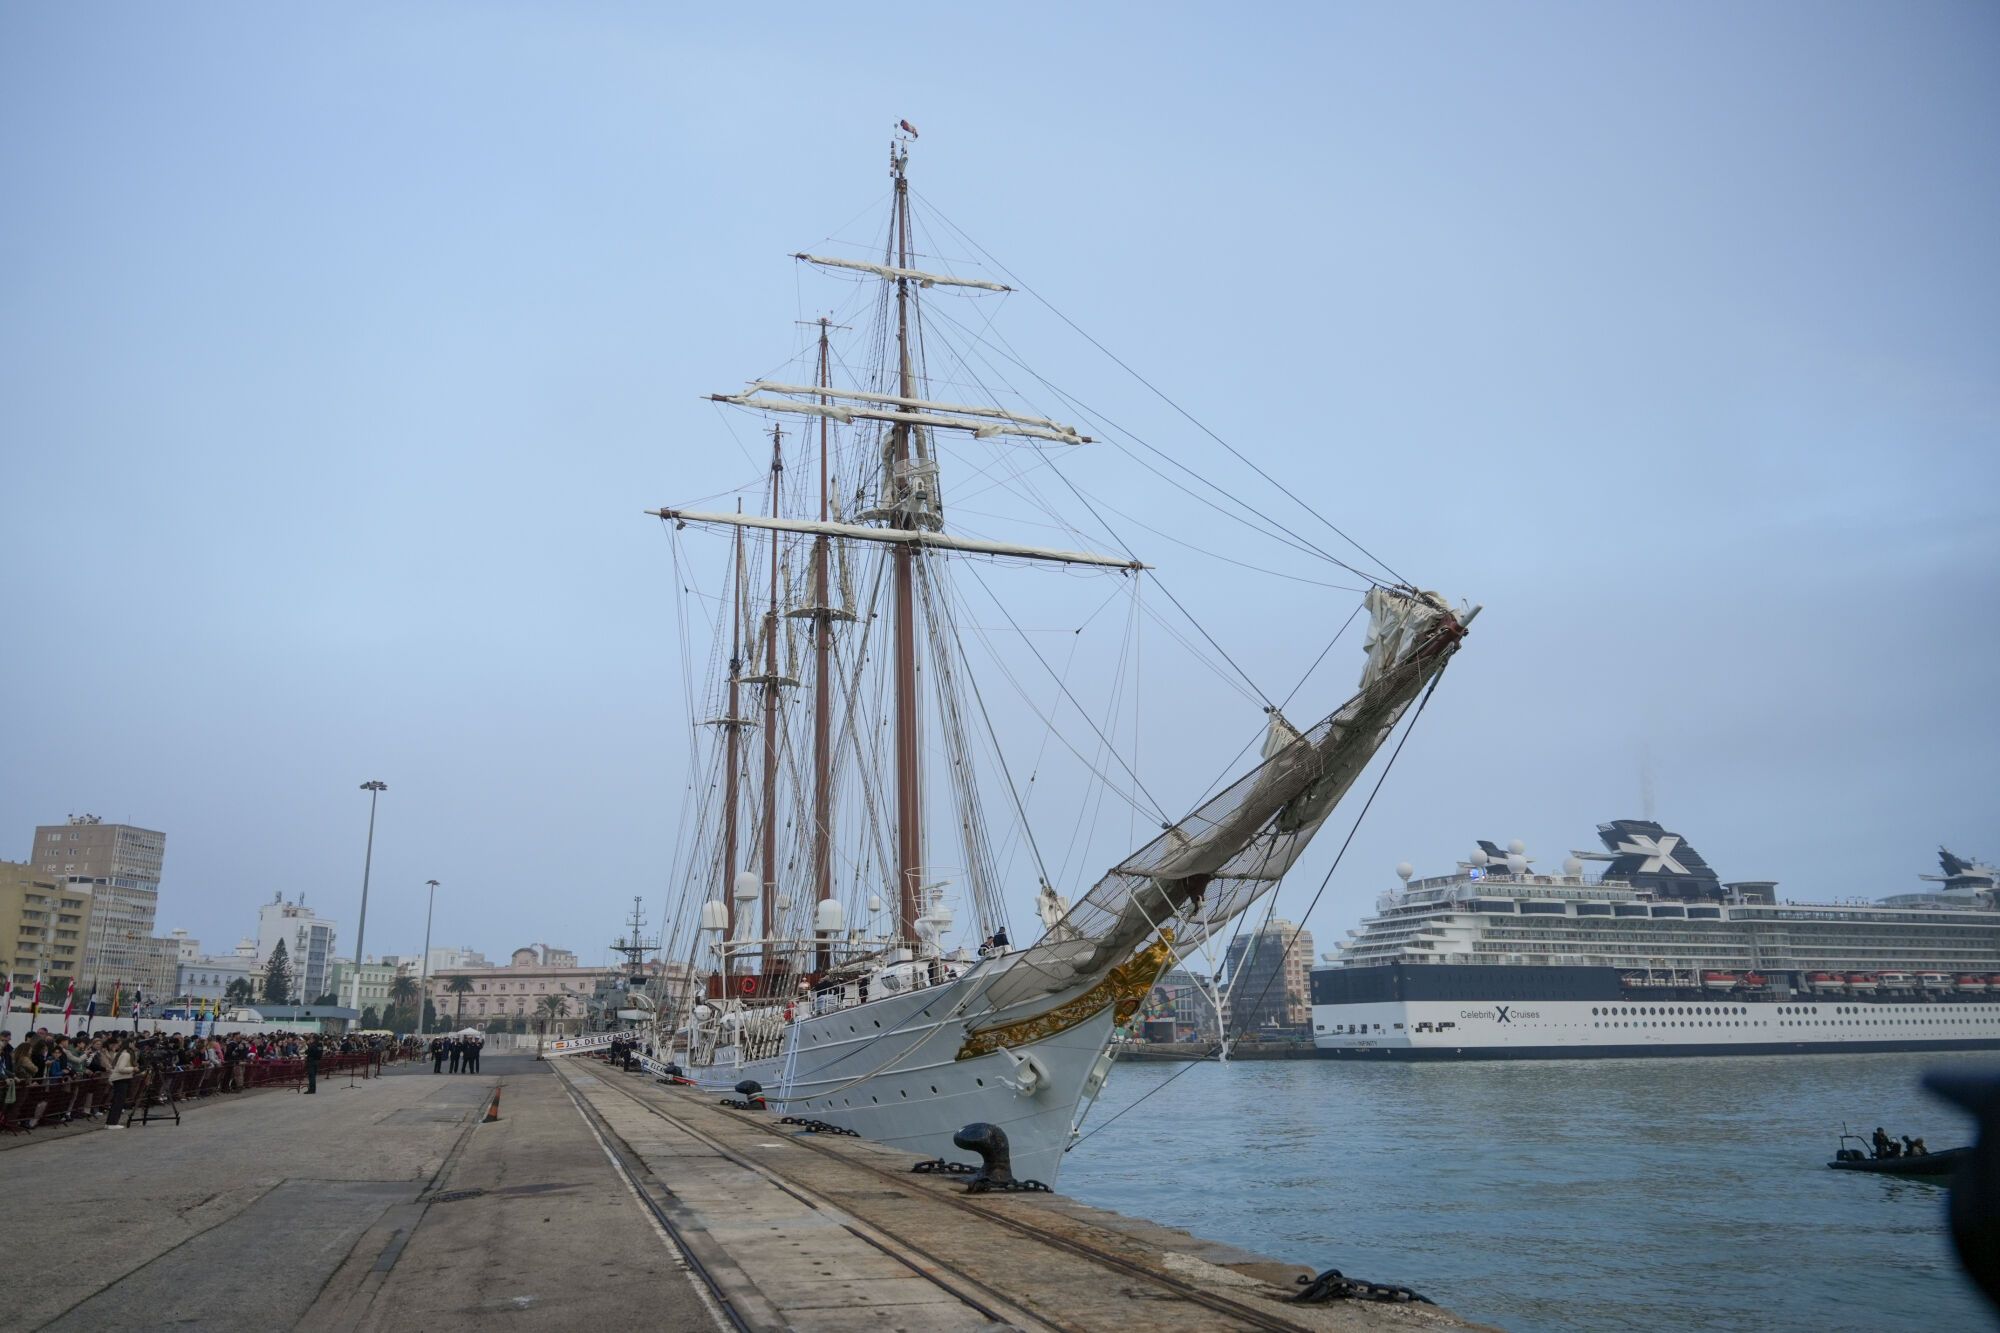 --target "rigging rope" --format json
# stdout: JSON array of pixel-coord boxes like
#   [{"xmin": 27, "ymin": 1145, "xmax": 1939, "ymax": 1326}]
[
  {"xmin": 913, "ymin": 191, "xmax": 1409, "ymax": 588},
  {"xmin": 1067, "ymin": 671, "xmax": 1445, "ymax": 1151}
]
